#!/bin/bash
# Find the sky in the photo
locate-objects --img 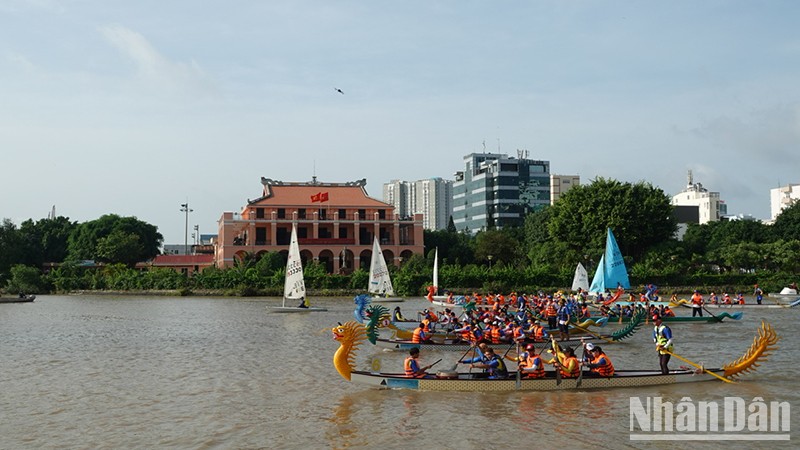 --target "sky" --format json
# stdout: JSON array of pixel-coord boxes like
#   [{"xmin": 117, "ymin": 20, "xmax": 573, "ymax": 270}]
[{"xmin": 2, "ymin": 1, "xmax": 799, "ymax": 245}]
